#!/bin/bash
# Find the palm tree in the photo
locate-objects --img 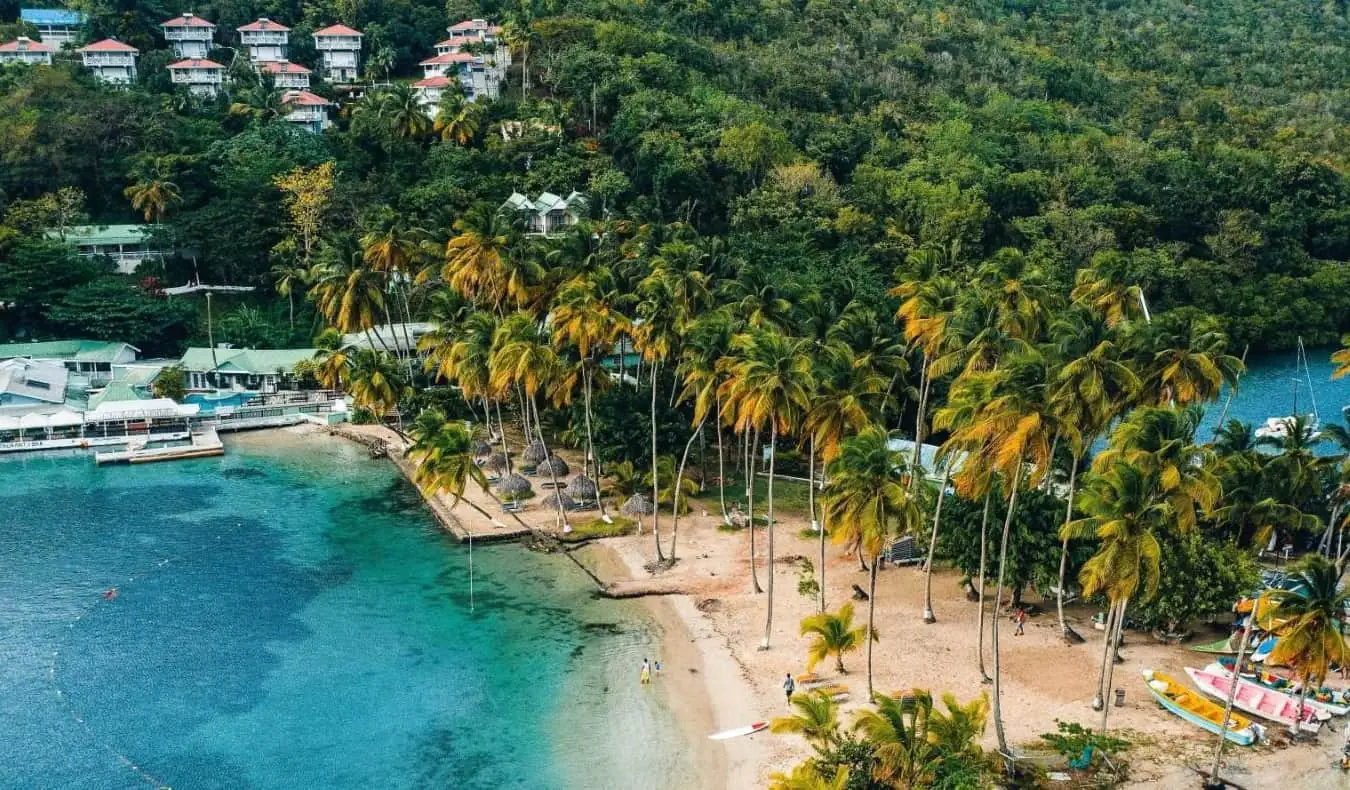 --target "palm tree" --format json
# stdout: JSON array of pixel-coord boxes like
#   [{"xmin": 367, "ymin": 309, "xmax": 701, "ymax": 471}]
[
  {"xmin": 270, "ymin": 259, "xmax": 309, "ymax": 332},
  {"xmin": 824, "ymin": 428, "xmax": 922, "ymax": 696},
  {"xmin": 227, "ymin": 75, "xmax": 284, "ymax": 121},
  {"xmin": 437, "ymin": 204, "xmax": 517, "ymax": 307},
  {"xmin": 1333, "ymin": 335, "xmax": 1350, "ymax": 380},
  {"xmin": 852, "ymin": 691, "xmax": 939, "ymax": 787},
  {"xmin": 767, "ymin": 762, "xmax": 850, "ymax": 790},
  {"xmin": 721, "ymin": 329, "xmax": 815, "ymax": 649},
  {"xmin": 632, "ymin": 274, "xmax": 682, "ymax": 562},
  {"xmin": 1262, "ymin": 555, "xmax": 1350, "ymax": 726},
  {"xmin": 1093, "ymin": 406, "xmax": 1220, "ymax": 532},
  {"xmin": 500, "ymin": 18, "xmax": 533, "ymax": 99},
  {"xmin": 368, "ymin": 82, "xmax": 432, "ymax": 140},
  {"xmin": 799, "ymin": 603, "xmax": 870, "ymax": 674},
  {"xmin": 406, "ymin": 408, "xmax": 498, "ymax": 521},
  {"xmin": 1124, "ymin": 313, "xmax": 1243, "ymax": 406},
  {"xmin": 124, "ymin": 176, "xmax": 181, "ymax": 225},
  {"xmin": 435, "ymin": 90, "xmax": 483, "ymax": 145},
  {"xmin": 344, "ymin": 347, "xmax": 412, "ymax": 422},
  {"xmin": 1071, "ymin": 255, "xmax": 1148, "ymax": 327},
  {"xmin": 310, "ymin": 259, "xmax": 389, "ymax": 349},
  {"xmin": 770, "ymin": 690, "xmax": 842, "ymax": 756},
  {"xmin": 671, "ymin": 309, "xmax": 735, "ymax": 557},
  {"xmin": 1063, "ymin": 462, "xmax": 1167, "ymax": 730},
  {"xmin": 362, "ymin": 222, "xmax": 424, "ymax": 364}
]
